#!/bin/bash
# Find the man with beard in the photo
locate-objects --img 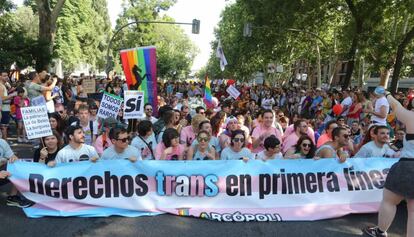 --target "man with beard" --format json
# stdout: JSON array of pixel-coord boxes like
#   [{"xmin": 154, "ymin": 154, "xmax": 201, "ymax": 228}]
[
  {"xmin": 315, "ymin": 127, "xmax": 349, "ymax": 163},
  {"xmin": 48, "ymin": 125, "xmax": 99, "ymax": 166},
  {"xmin": 354, "ymin": 125, "xmax": 397, "ymax": 158},
  {"xmin": 282, "ymin": 119, "xmax": 309, "ymax": 154}
]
